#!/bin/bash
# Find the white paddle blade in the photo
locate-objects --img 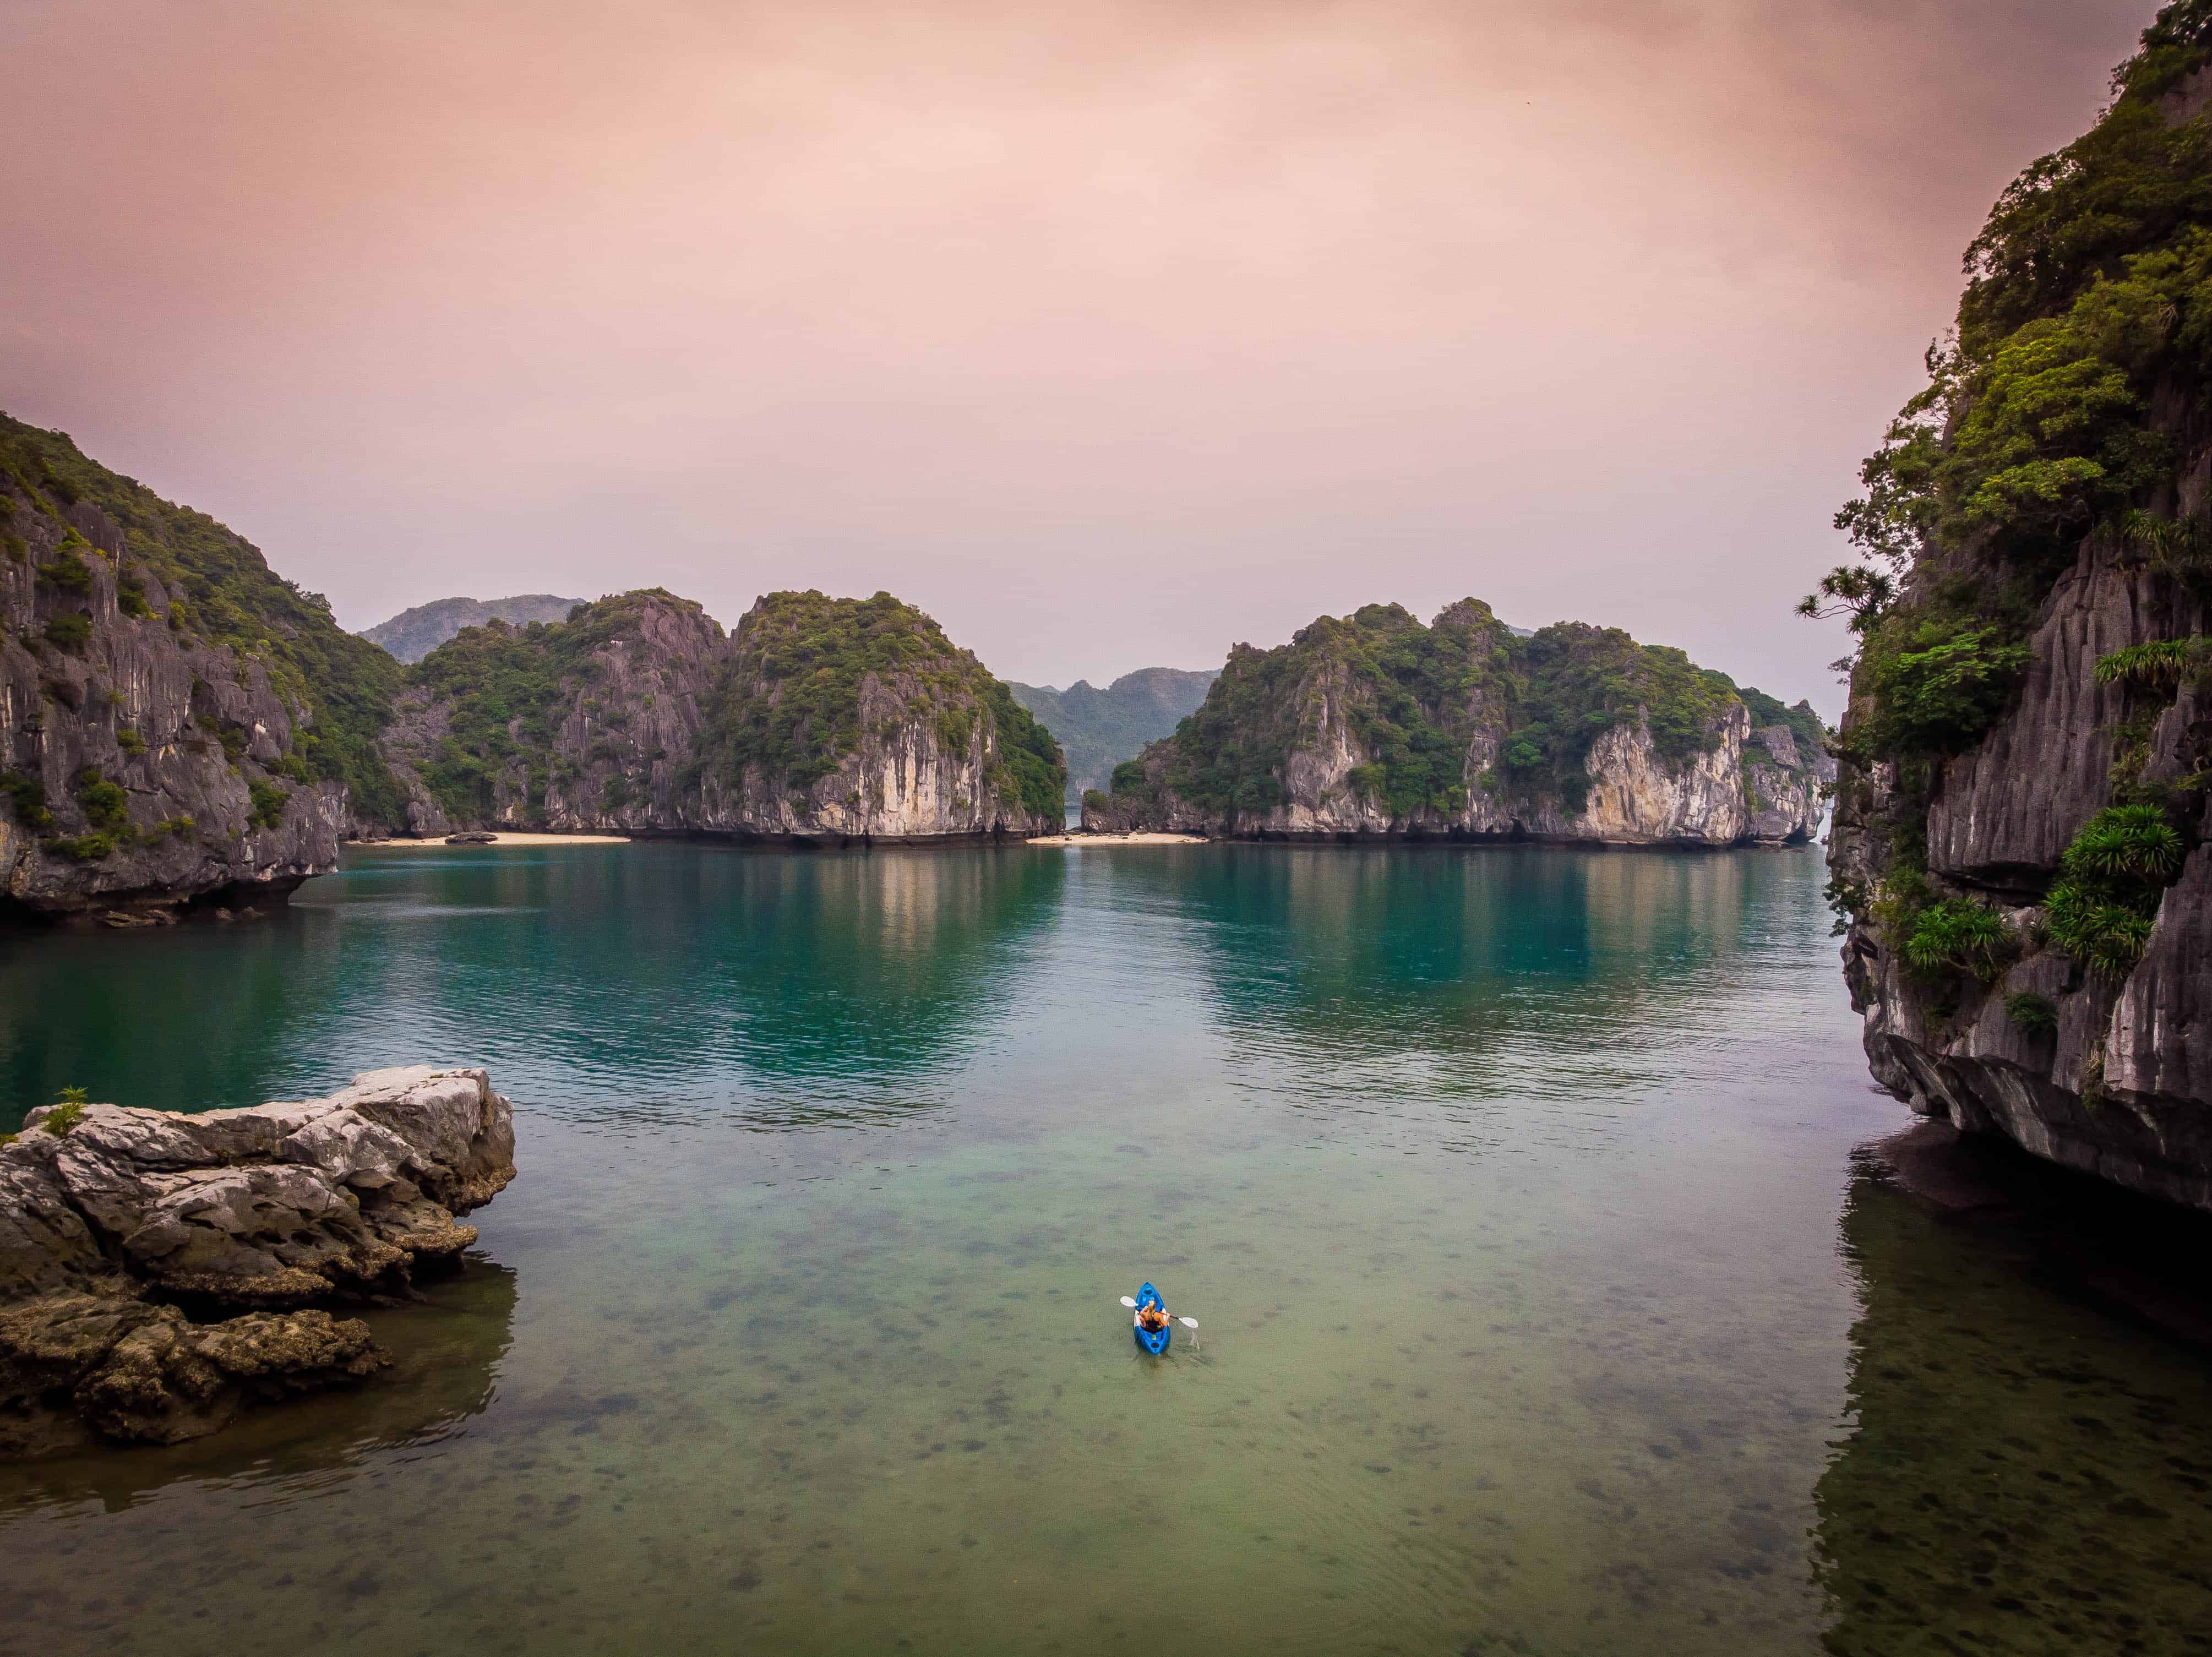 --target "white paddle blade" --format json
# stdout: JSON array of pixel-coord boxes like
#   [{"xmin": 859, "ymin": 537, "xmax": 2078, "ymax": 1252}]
[
  {"xmin": 1178, "ymin": 1317, "xmax": 1198, "ymax": 1328},
  {"xmin": 1119, "ymin": 1296, "xmax": 1138, "ymax": 1307}
]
